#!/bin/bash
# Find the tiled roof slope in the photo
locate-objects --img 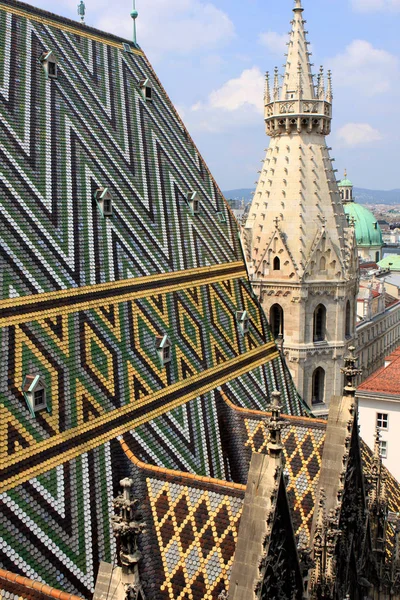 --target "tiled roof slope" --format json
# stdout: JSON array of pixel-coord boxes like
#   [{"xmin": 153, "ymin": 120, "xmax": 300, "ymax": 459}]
[
  {"xmin": 0, "ymin": 568, "xmax": 83, "ymax": 600},
  {"xmin": 358, "ymin": 346, "xmax": 400, "ymax": 395},
  {"xmin": 0, "ymin": 0, "xmax": 306, "ymax": 597}
]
